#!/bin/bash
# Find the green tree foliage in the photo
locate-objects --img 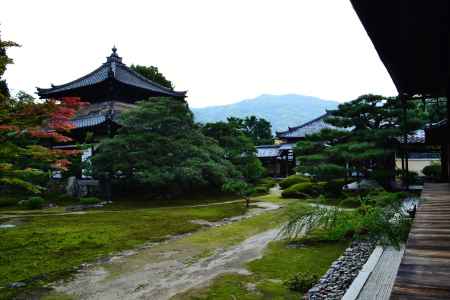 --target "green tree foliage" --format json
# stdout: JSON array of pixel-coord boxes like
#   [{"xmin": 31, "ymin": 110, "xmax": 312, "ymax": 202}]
[
  {"xmin": 296, "ymin": 94, "xmax": 426, "ymax": 185},
  {"xmin": 92, "ymin": 98, "xmax": 240, "ymax": 197},
  {"xmin": 201, "ymin": 119, "xmax": 265, "ymax": 182},
  {"xmin": 0, "ymin": 30, "xmax": 19, "ymax": 101},
  {"xmin": 0, "ymin": 33, "xmax": 82, "ymax": 194},
  {"xmin": 228, "ymin": 116, "xmax": 273, "ymax": 145},
  {"xmin": 222, "ymin": 179, "xmax": 255, "ymax": 208},
  {"xmin": 130, "ymin": 64, "xmax": 174, "ymax": 90}
]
